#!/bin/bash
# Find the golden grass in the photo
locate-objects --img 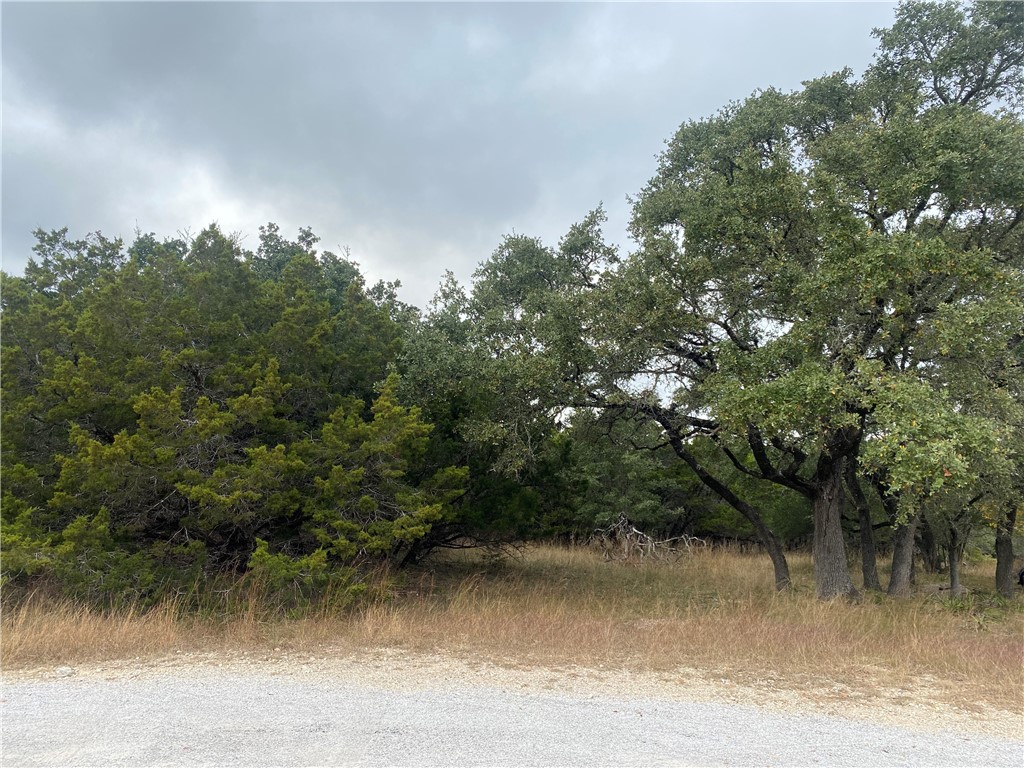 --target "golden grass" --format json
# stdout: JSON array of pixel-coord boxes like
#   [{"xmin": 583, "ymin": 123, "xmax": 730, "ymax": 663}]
[{"xmin": 3, "ymin": 545, "xmax": 1022, "ymax": 712}]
